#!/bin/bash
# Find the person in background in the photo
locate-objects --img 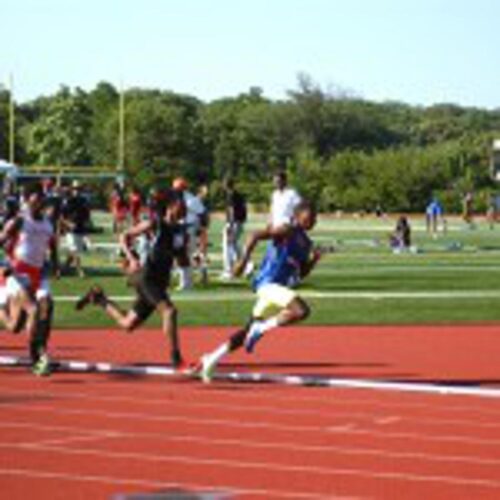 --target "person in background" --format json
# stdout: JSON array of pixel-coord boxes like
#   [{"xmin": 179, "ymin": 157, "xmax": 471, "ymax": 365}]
[
  {"xmin": 462, "ymin": 191, "xmax": 474, "ymax": 227},
  {"xmin": 172, "ymin": 177, "xmax": 205, "ymax": 290},
  {"xmin": 425, "ymin": 197, "xmax": 444, "ymax": 238},
  {"xmin": 221, "ymin": 178, "xmax": 247, "ymax": 280},
  {"xmin": 270, "ymin": 171, "xmax": 301, "ymax": 229},
  {"xmin": 390, "ymin": 215, "xmax": 412, "ymax": 253},
  {"xmin": 486, "ymin": 192, "xmax": 498, "ymax": 230},
  {"xmin": 194, "ymin": 185, "xmax": 210, "ymax": 285},
  {"xmin": 110, "ymin": 182, "xmax": 128, "ymax": 234},
  {"xmin": 2, "ymin": 179, "xmax": 20, "ymax": 227},
  {"xmin": 61, "ymin": 181, "xmax": 90, "ymax": 278},
  {"xmin": 129, "ymin": 186, "xmax": 143, "ymax": 226}
]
